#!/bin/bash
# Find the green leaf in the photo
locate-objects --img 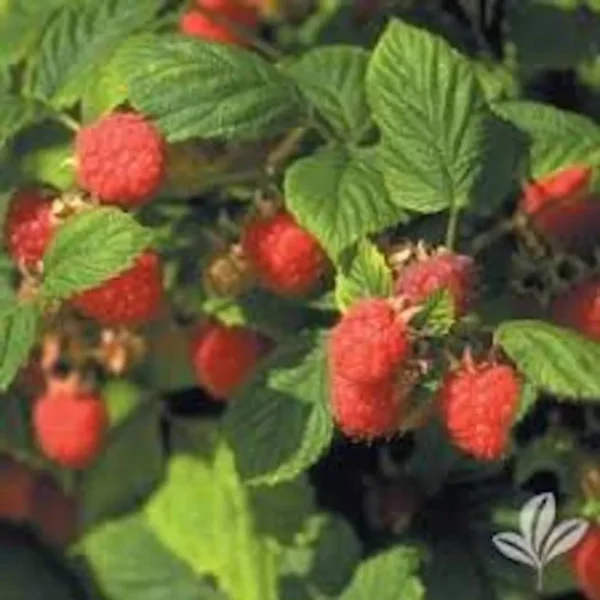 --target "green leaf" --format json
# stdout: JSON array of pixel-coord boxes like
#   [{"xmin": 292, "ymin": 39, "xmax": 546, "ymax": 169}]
[
  {"xmin": 493, "ymin": 100, "xmax": 600, "ymax": 179},
  {"xmin": 415, "ymin": 288, "xmax": 456, "ymax": 337},
  {"xmin": 285, "ymin": 145, "xmax": 408, "ymax": 259},
  {"xmin": 145, "ymin": 422, "xmax": 280, "ymax": 600},
  {"xmin": 335, "ymin": 239, "xmax": 393, "ymax": 312},
  {"xmin": 0, "ymin": 0, "xmax": 67, "ymax": 67},
  {"xmin": 366, "ymin": 19, "xmax": 491, "ymax": 214},
  {"xmin": 13, "ymin": 121, "xmax": 75, "ymax": 190},
  {"xmin": 78, "ymin": 514, "xmax": 225, "ymax": 600},
  {"xmin": 250, "ymin": 475, "xmax": 316, "ymax": 545},
  {"xmin": 25, "ymin": 0, "xmax": 162, "ymax": 107},
  {"xmin": 0, "ymin": 95, "xmax": 52, "ymax": 149},
  {"xmin": 79, "ymin": 398, "xmax": 164, "ymax": 530},
  {"xmin": 224, "ymin": 332, "xmax": 333, "ymax": 485},
  {"xmin": 340, "ymin": 547, "xmax": 424, "ymax": 600},
  {"xmin": 41, "ymin": 207, "xmax": 154, "ymax": 300},
  {"xmin": 118, "ymin": 35, "xmax": 304, "ymax": 142},
  {"xmin": 286, "ymin": 45, "xmax": 373, "ymax": 143},
  {"xmin": 0, "ymin": 301, "xmax": 40, "ymax": 391},
  {"xmin": 495, "ymin": 320, "xmax": 600, "ymax": 400}
]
